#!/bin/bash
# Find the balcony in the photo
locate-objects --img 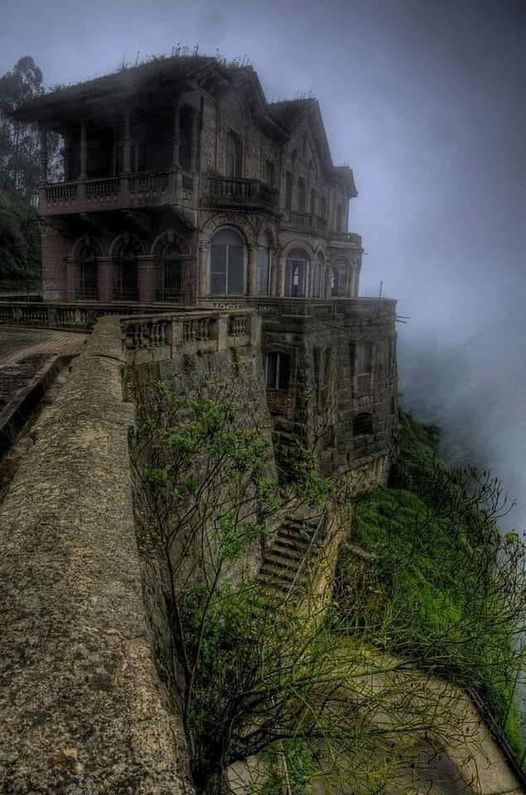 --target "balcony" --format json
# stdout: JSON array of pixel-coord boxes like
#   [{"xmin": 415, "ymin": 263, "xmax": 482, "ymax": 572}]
[
  {"xmin": 282, "ymin": 211, "xmax": 330, "ymax": 235},
  {"xmin": 201, "ymin": 176, "xmax": 279, "ymax": 212},
  {"xmin": 40, "ymin": 171, "xmax": 196, "ymax": 216}
]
